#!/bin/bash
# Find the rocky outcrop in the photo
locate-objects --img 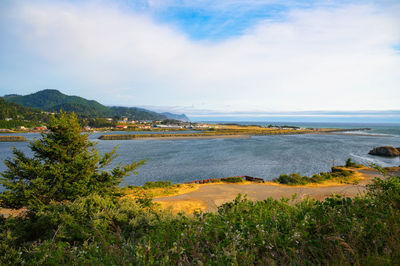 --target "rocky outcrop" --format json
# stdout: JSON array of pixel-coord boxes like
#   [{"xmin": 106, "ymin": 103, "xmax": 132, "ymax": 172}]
[{"xmin": 368, "ymin": 146, "xmax": 400, "ymax": 157}]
